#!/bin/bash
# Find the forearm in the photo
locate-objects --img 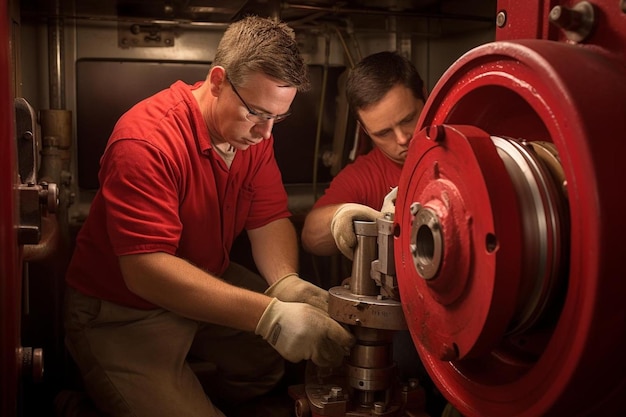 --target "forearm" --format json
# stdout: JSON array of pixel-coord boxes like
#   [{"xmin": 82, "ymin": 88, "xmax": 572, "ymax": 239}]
[
  {"xmin": 248, "ymin": 217, "xmax": 299, "ymax": 285},
  {"xmin": 301, "ymin": 204, "xmax": 341, "ymax": 256},
  {"xmin": 119, "ymin": 252, "xmax": 270, "ymax": 331}
]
